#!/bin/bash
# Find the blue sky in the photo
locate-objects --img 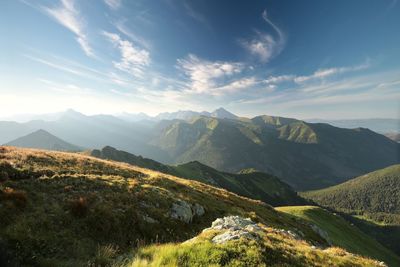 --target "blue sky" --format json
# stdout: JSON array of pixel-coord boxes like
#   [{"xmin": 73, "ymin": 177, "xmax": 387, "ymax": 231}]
[{"xmin": 0, "ymin": 0, "xmax": 399, "ymax": 119}]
